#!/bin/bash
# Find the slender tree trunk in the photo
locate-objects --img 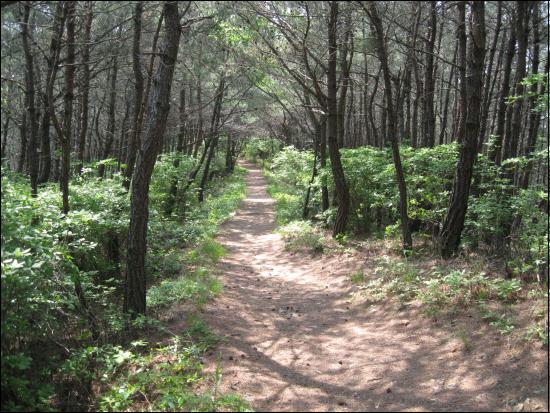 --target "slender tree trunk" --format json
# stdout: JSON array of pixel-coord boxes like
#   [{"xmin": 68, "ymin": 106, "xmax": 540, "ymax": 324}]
[
  {"xmin": 327, "ymin": 2, "xmax": 350, "ymax": 236},
  {"xmin": 99, "ymin": 54, "xmax": 118, "ymax": 178},
  {"xmin": 440, "ymin": 1, "xmax": 485, "ymax": 258},
  {"xmin": 198, "ymin": 76, "xmax": 225, "ymax": 202},
  {"xmin": 165, "ymin": 87, "xmax": 186, "ymax": 216},
  {"xmin": 455, "ymin": 1, "xmax": 467, "ymax": 144},
  {"xmin": 20, "ymin": 3, "xmax": 39, "ymax": 196},
  {"xmin": 477, "ymin": 1, "xmax": 502, "ymax": 151},
  {"xmin": 503, "ymin": 2, "xmax": 530, "ymax": 163},
  {"xmin": 422, "ymin": 1, "xmax": 437, "ymax": 147},
  {"xmin": 488, "ymin": 9, "xmax": 516, "ymax": 164},
  {"xmin": 319, "ymin": 114, "xmax": 329, "ymax": 211},
  {"xmin": 337, "ymin": 13, "xmax": 352, "ymax": 149},
  {"xmin": 125, "ymin": 1, "xmax": 182, "ymax": 317},
  {"xmin": 17, "ymin": 111, "xmax": 27, "ymax": 173},
  {"xmin": 365, "ymin": 0, "xmax": 412, "ymax": 250},
  {"xmin": 124, "ymin": 2, "xmax": 144, "ymax": 189},
  {"xmin": 439, "ymin": 44, "xmax": 457, "ymax": 145},
  {"xmin": 77, "ymin": 1, "xmax": 92, "ymax": 174},
  {"xmin": 1, "ymin": 116, "xmax": 9, "ymax": 160}
]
